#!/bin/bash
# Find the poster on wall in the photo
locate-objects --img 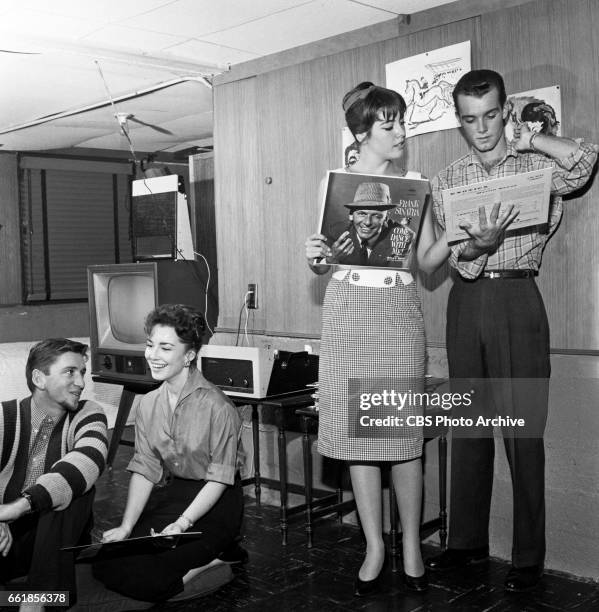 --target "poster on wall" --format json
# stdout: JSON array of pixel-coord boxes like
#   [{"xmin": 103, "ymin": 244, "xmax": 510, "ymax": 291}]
[
  {"xmin": 341, "ymin": 126, "xmax": 359, "ymax": 168},
  {"xmin": 385, "ymin": 40, "xmax": 471, "ymax": 138},
  {"xmin": 504, "ymin": 85, "xmax": 562, "ymax": 142},
  {"xmin": 316, "ymin": 171, "xmax": 430, "ymax": 270}
]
